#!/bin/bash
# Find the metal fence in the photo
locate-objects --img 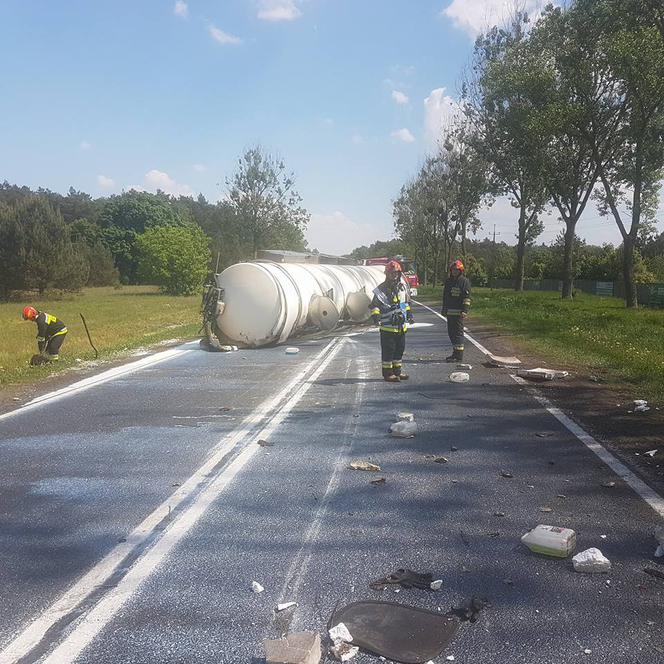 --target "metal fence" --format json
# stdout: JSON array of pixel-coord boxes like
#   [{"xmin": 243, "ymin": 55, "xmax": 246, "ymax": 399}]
[{"xmin": 487, "ymin": 278, "xmax": 664, "ymax": 307}]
